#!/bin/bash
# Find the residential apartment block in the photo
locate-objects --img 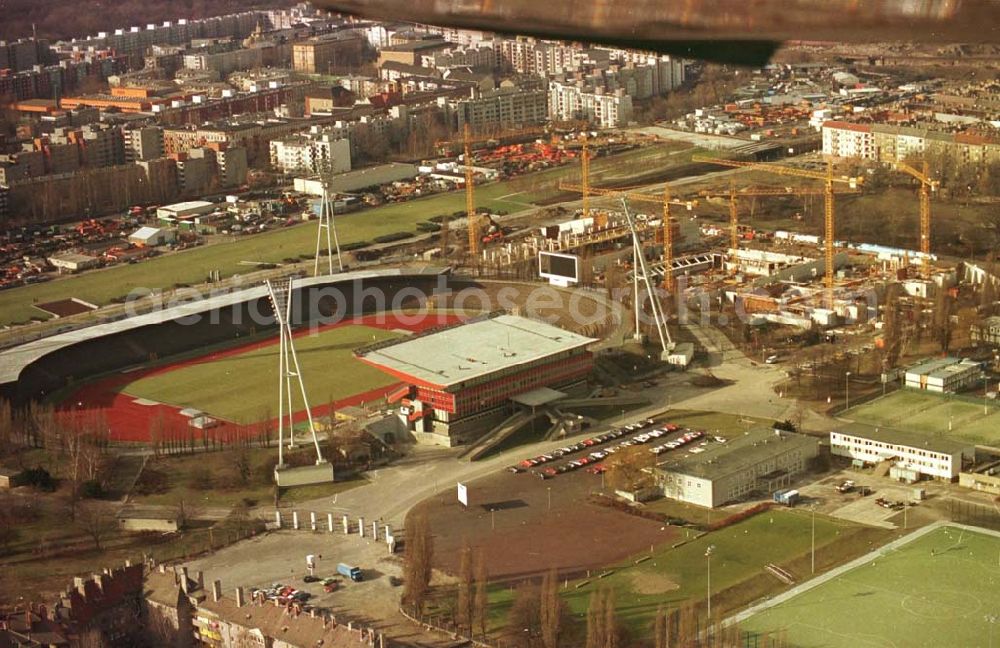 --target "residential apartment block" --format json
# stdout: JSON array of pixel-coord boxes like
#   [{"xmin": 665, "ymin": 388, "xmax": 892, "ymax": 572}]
[
  {"xmin": 270, "ymin": 131, "xmax": 351, "ymax": 175},
  {"xmin": 292, "ymin": 34, "xmax": 365, "ymax": 74},
  {"xmin": 822, "ymin": 120, "xmax": 1000, "ymax": 164},
  {"xmin": 549, "ymin": 81, "xmax": 633, "ymax": 128},
  {"xmin": 445, "ymin": 87, "xmax": 549, "ymax": 131}
]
